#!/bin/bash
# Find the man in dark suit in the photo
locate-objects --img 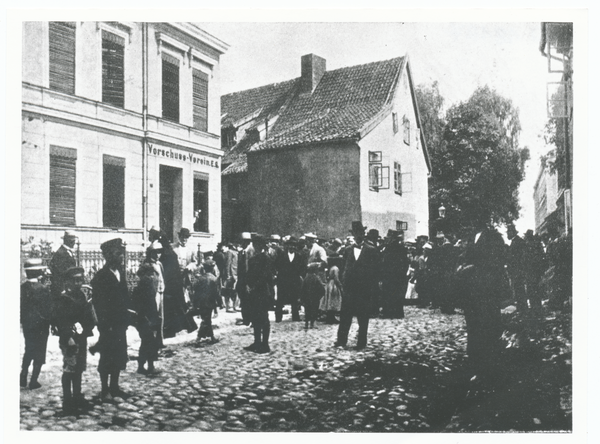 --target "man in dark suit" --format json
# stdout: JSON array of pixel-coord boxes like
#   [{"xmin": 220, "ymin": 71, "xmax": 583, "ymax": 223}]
[
  {"xmin": 335, "ymin": 221, "xmax": 380, "ymax": 350},
  {"xmin": 274, "ymin": 236, "xmax": 306, "ymax": 322},
  {"xmin": 49, "ymin": 230, "xmax": 78, "ymax": 299},
  {"xmin": 90, "ymin": 238, "xmax": 132, "ymax": 400},
  {"xmin": 380, "ymin": 229, "xmax": 410, "ymax": 319}
]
